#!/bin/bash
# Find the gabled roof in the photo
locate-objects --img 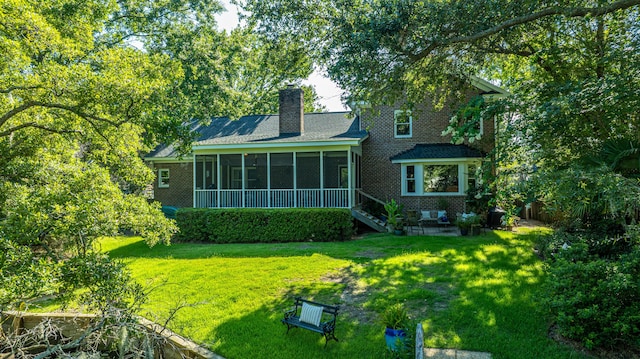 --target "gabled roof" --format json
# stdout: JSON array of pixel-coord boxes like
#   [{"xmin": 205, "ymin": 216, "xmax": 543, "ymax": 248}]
[
  {"xmin": 470, "ymin": 76, "xmax": 510, "ymax": 97},
  {"xmin": 390, "ymin": 143, "xmax": 483, "ymax": 162},
  {"xmin": 146, "ymin": 111, "xmax": 368, "ymax": 159}
]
